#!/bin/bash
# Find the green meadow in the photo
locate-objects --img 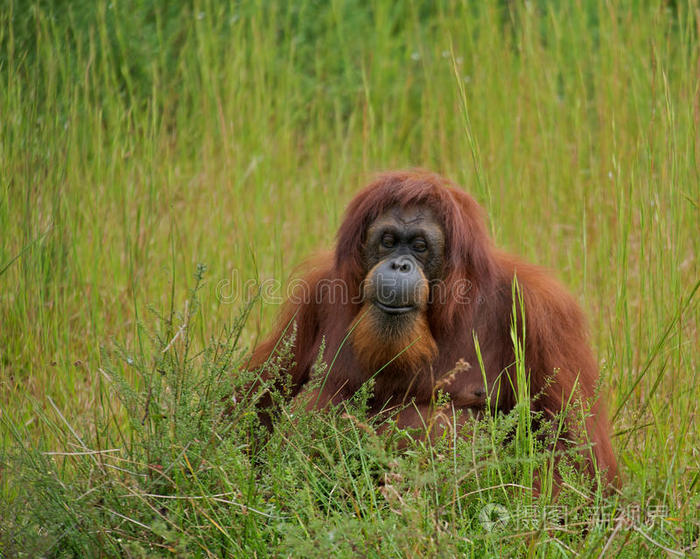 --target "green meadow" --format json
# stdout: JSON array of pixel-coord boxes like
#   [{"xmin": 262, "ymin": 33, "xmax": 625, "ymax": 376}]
[{"xmin": 1, "ymin": 1, "xmax": 698, "ymax": 557}]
